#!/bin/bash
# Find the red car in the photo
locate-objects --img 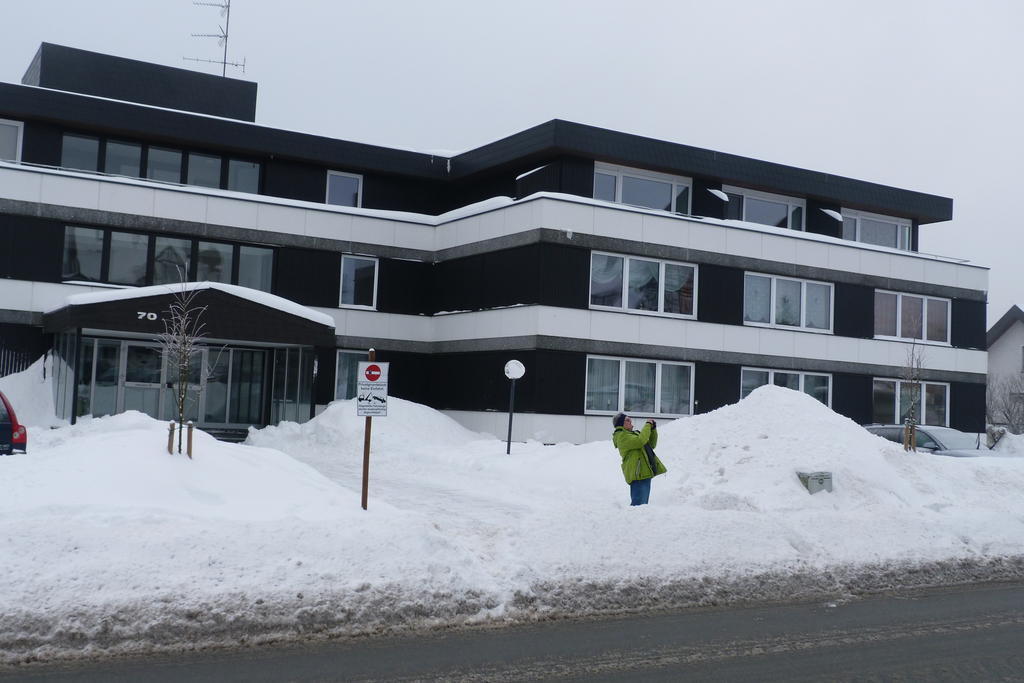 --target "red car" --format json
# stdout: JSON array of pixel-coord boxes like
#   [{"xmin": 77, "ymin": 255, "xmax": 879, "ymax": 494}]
[{"xmin": 0, "ymin": 390, "xmax": 27, "ymax": 454}]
